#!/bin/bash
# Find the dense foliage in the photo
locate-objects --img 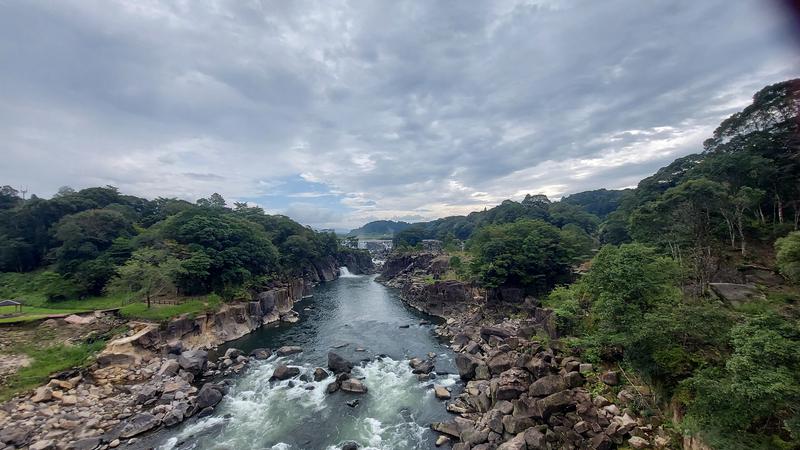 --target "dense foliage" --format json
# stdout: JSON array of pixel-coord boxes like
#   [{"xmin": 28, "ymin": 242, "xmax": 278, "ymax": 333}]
[
  {"xmin": 0, "ymin": 187, "xmax": 363, "ymax": 301},
  {"xmin": 540, "ymin": 79, "xmax": 800, "ymax": 448}
]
